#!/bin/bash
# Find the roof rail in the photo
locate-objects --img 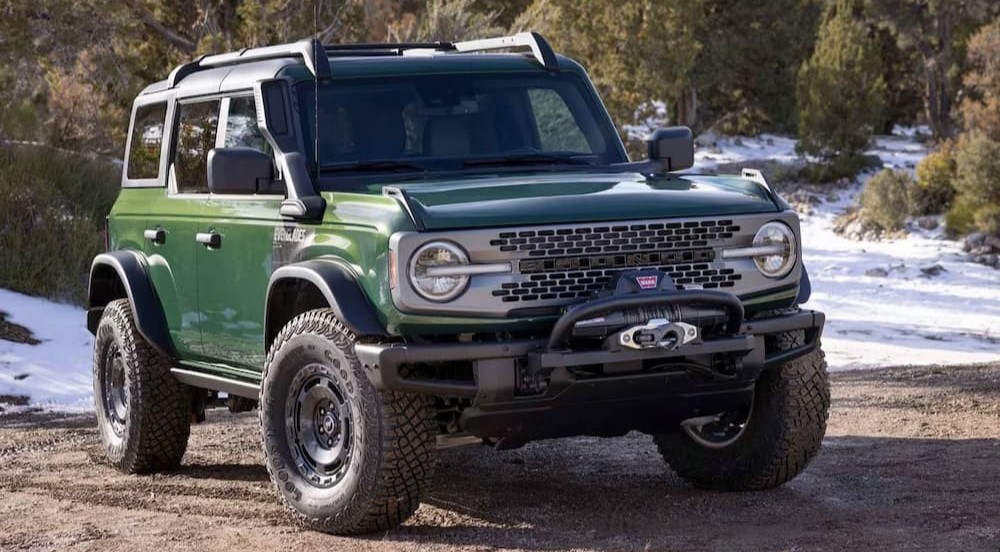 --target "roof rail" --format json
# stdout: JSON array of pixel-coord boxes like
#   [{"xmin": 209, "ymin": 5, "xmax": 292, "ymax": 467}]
[
  {"xmin": 199, "ymin": 38, "xmax": 331, "ymax": 79},
  {"xmin": 165, "ymin": 32, "xmax": 558, "ymax": 88},
  {"xmin": 326, "ymin": 42, "xmax": 455, "ymax": 53},
  {"xmin": 452, "ymin": 32, "xmax": 558, "ymax": 71}
]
